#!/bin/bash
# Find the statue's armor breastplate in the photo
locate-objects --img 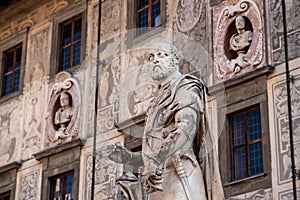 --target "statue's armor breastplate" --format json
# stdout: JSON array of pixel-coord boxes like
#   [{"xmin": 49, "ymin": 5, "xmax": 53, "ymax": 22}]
[{"xmin": 143, "ymin": 86, "xmax": 175, "ymax": 159}]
